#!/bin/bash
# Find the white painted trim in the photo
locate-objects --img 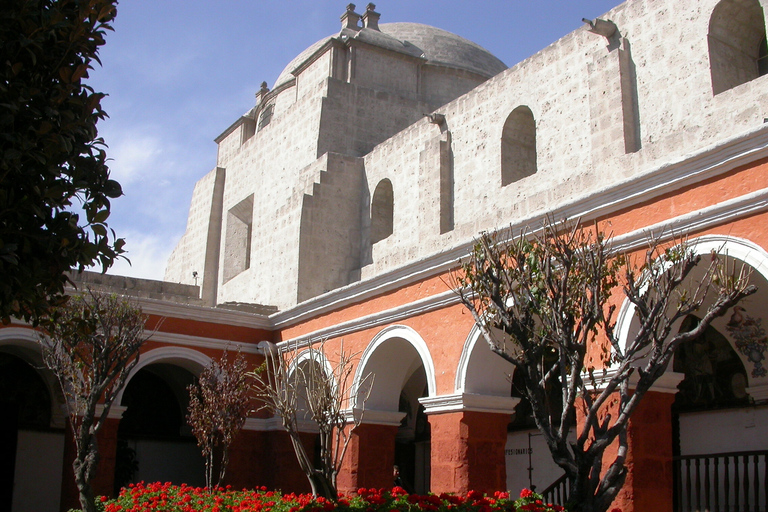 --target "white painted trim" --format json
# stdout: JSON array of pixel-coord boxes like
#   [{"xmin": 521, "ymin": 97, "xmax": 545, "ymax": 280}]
[
  {"xmin": 276, "ymin": 290, "xmax": 459, "ymax": 349},
  {"xmin": 0, "ymin": 326, "xmax": 40, "ymax": 346},
  {"xmin": 271, "ymin": 126, "xmax": 768, "ymax": 331},
  {"xmin": 287, "ymin": 348, "xmax": 338, "ymax": 400},
  {"xmin": 95, "ymin": 404, "xmax": 127, "ymax": 420},
  {"xmin": 135, "ymin": 297, "xmax": 272, "ymax": 329},
  {"xmin": 149, "ymin": 331, "xmax": 266, "ymax": 354},
  {"xmin": 420, "ymin": 393, "xmax": 520, "ymax": 415},
  {"xmin": 290, "ymin": 347, "xmax": 334, "ymax": 383},
  {"xmin": 615, "ymin": 235, "xmax": 768, "ymax": 357},
  {"xmin": 610, "ymin": 191, "xmax": 768, "ymax": 256},
  {"xmin": 583, "ymin": 367, "xmax": 685, "ymax": 395},
  {"xmin": 355, "ymin": 409, "xmax": 406, "ymax": 426},
  {"xmin": 353, "ymin": 325, "xmax": 437, "ymax": 407},
  {"xmin": 746, "ymin": 384, "xmax": 768, "ymax": 401},
  {"xmin": 116, "ymin": 346, "xmax": 213, "ymax": 404},
  {"xmin": 455, "ymin": 324, "xmax": 480, "ymax": 393}
]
